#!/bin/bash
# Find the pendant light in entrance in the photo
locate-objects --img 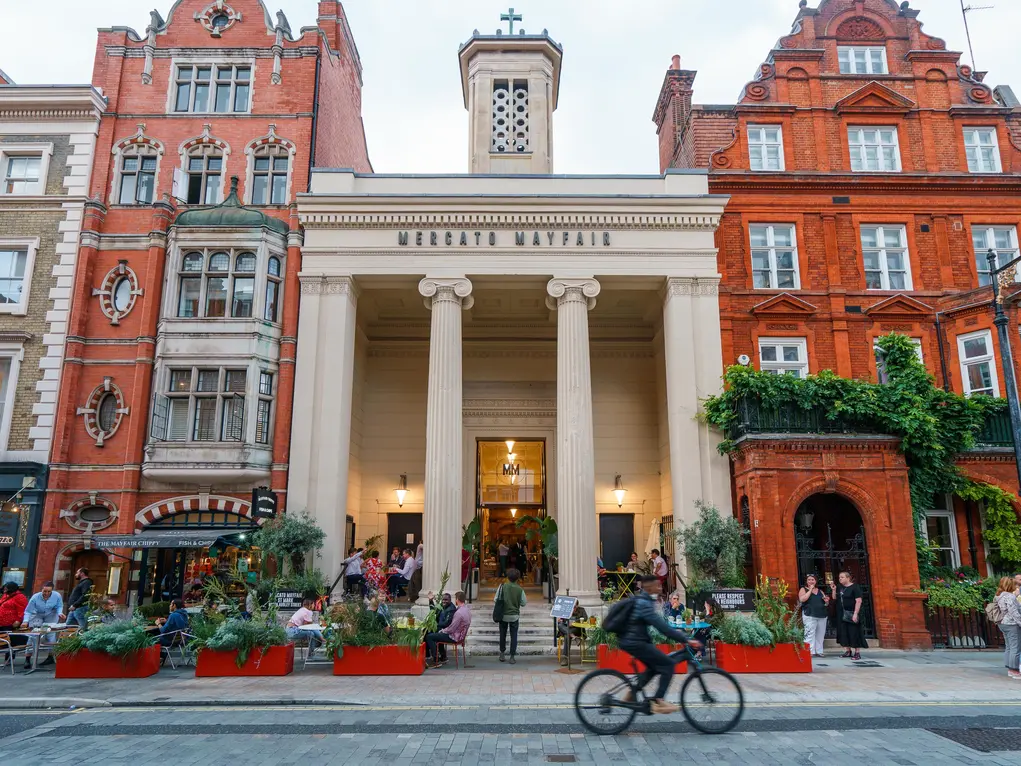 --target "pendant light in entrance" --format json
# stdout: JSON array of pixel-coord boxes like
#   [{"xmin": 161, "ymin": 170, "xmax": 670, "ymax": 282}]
[
  {"xmin": 394, "ymin": 474, "xmax": 408, "ymax": 507},
  {"xmin": 613, "ymin": 475, "xmax": 628, "ymax": 508}
]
